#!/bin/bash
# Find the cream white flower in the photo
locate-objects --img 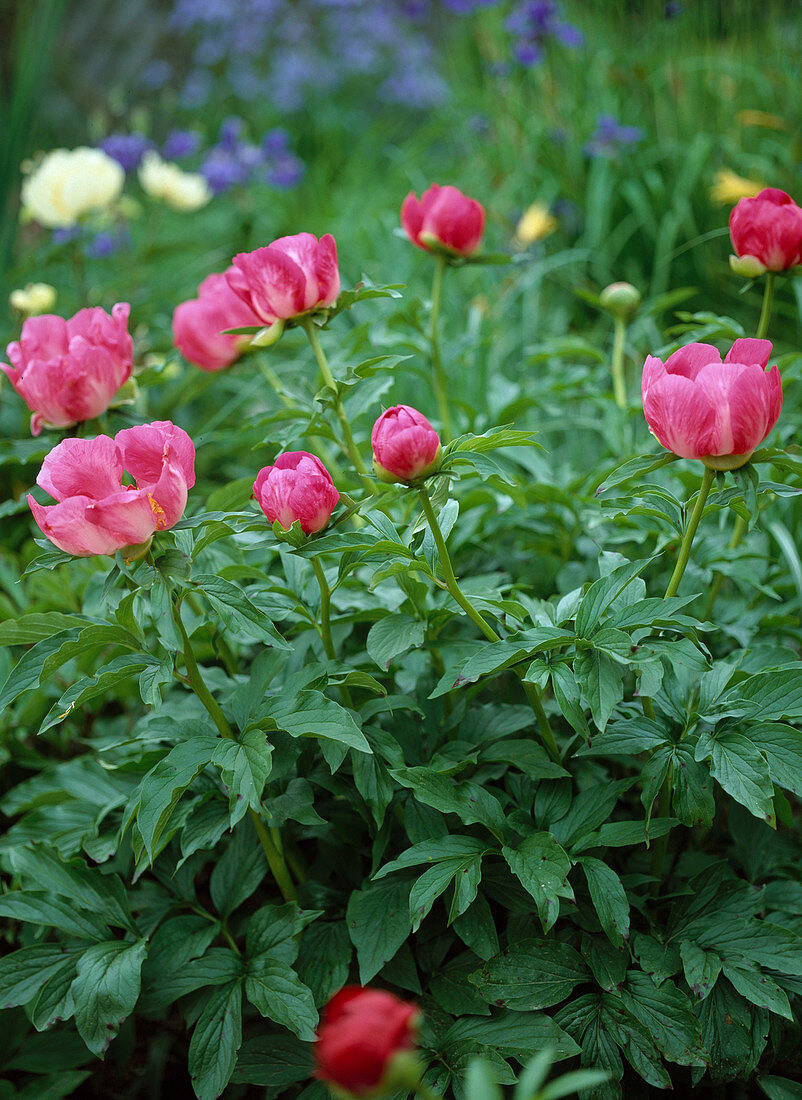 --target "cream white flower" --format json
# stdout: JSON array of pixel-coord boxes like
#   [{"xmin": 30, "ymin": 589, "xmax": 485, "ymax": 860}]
[
  {"xmin": 9, "ymin": 283, "xmax": 57, "ymax": 316},
  {"xmin": 514, "ymin": 202, "xmax": 557, "ymax": 247},
  {"xmin": 21, "ymin": 148, "xmax": 124, "ymax": 228},
  {"xmin": 138, "ymin": 152, "xmax": 211, "ymax": 212}
]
